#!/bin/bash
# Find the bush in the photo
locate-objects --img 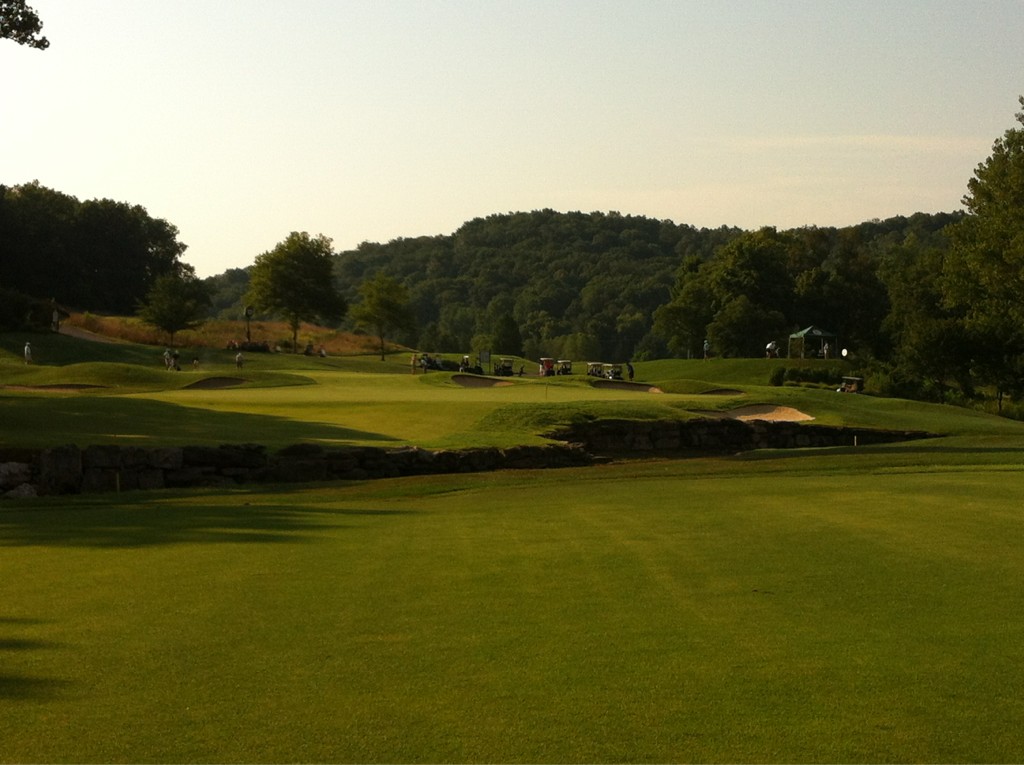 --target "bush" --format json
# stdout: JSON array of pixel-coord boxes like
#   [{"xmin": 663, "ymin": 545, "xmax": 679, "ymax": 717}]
[
  {"xmin": 0, "ymin": 288, "xmax": 34, "ymax": 330},
  {"xmin": 769, "ymin": 367, "xmax": 785, "ymax": 387},
  {"xmin": 781, "ymin": 366, "xmax": 843, "ymax": 386}
]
